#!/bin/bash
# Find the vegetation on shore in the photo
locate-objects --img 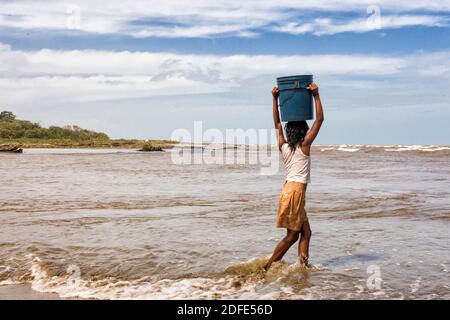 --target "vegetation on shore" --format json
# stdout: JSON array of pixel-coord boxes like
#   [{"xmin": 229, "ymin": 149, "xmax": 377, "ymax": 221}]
[
  {"xmin": 0, "ymin": 111, "xmax": 176, "ymax": 149},
  {"xmin": 139, "ymin": 143, "xmax": 163, "ymax": 152}
]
